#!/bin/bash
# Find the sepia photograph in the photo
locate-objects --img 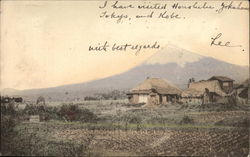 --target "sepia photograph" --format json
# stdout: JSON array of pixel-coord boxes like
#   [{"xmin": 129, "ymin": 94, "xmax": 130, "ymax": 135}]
[{"xmin": 0, "ymin": 0, "xmax": 249, "ymax": 156}]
